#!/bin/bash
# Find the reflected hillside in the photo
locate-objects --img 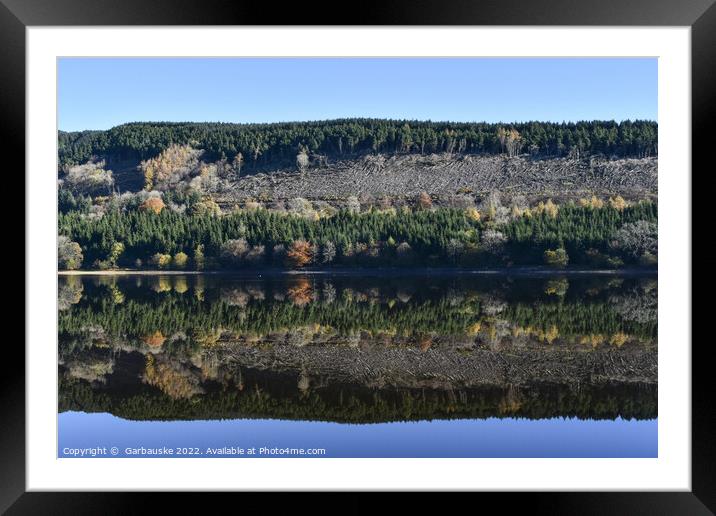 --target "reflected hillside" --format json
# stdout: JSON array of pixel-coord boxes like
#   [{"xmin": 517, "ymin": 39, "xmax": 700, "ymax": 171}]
[{"xmin": 59, "ymin": 274, "xmax": 657, "ymax": 423}]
